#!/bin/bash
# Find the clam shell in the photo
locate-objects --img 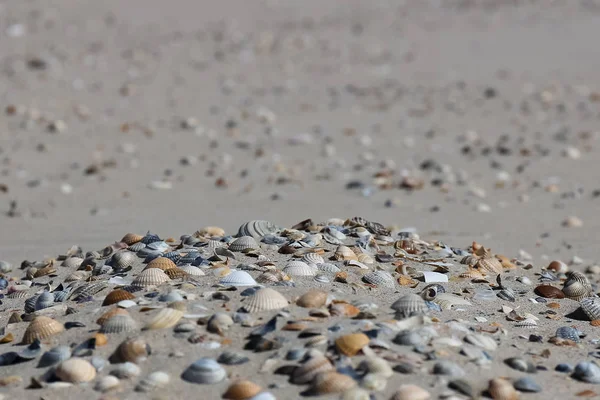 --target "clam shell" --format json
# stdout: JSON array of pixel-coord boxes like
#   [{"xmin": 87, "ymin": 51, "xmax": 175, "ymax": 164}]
[
  {"xmin": 475, "ymin": 256, "xmax": 503, "ymax": 275},
  {"xmin": 333, "ymin": 245, "xmax": 358, "ymax": 261},
  {"xmin": 103, "ymin": 289, "xmax": 136, "ymax": 306},
  {"xmin": 391, "ymin": 294, "xmax": 428, "ymax": 318},
  {"xmin": 534, "ymin": 285, "xmax": 565, "ymax": 299},
  {"xmin": 181, "ymin": 358, "xmax": 226, "ymax": 384},
  {"xmin": 111, "ymin": 337, "xmax": 151, "ymax": 364},
  {"xmin": 242, "ymin": 288, "xmax": 288, "ymax": 313},
  {"xmin": 38, "ymin": 345, "xmax": 71, "ymax": 368},
  {"xmin": 96, "ymin": 307, "xmax": 130, "ymax": 326},
  {"xmin": 223, "ymin": 380, "xmax": 262, "ymax": 400},
  {"xmin": 145, "ymin": 257, "xmax": 177, "ymax": 271},
  {"xmin": 100, "ymin": 314, "xmax": 138, "ymax": 334},
  {"xmin": 220, "ymin": 270, "xmax": 258, "ymax": 286},
  {"xmin": 581, "ymin": 297, "xmax": 600, "ymax": 321},
  {"xmin": 22, "ymin": 316, "xmax": 64, "ymax": 344},
  {"xmin": 296, "ymin": 290, "xmax": 328, "ymax": 308},
  {"xmin": 432, "ymin": 293, "xmax": 471, "ymax": 310},
  {"xmin": 555, "ymin": 326, "xmax": 582, "ymax": 342},
  {"xmin": 362, "ymin": 271, "xmax": 395, "ymax": 288},
  {"xmin": 488, "ymin": 378, "xmax": 517, "ymax": 400},
  {"xmin": 95, "ymin": 375, "xmax": 121, "ymax": 392},
  {"xmin": 573, "ymin": 362, "xmax": 600, "ymax": 383},
  {"xmin": 110, "ymin": 361, "xmax": 141, "ymax": 379},
  {"xmin": 61, "ymin": 257, "xmax": 84, "ymax": 269},
  {"xmin": 121, "ymin": 233, "xmax": 144, "ymax": 245},
  {"xmin": 34, "ymin": 291, "xmax": 55, "ymax": 311},
  {"xmin": 563, "ymin": 271, "xmax": 593, "ymax": 300},
  {"xmin": 207, "ymin": 312, "xmax": 234, "ymax": 335},
  {"xmin": 308, "ymin": 371, "xmax": 357, "ymax": 395},
  {"xmin": 179, "ymin": 264, "xmax": 206, "ymax": 276},
  {"xmin": 432, "ymin": 360, "xmax": 465, "ymax": 377},
  {"xmin": 283, "ymin": 261, "xmax": 316, "ymax": 277},
  {"xmin": 229, "ymin": 236, "xmax": 259, "ymax": 252},
  {"xmin": 291, "ymin": 354, "xmax": 333, "ymax": 384},
  {"xmin": 131, "ymin": 268, "xmax": 170, "ymax": 287},
  {"xmin": 217, "ymin": 351, "xmax": 250, "ymax": 365},
  {"xmin": 302, "ymin": 253, "xmax": 324, "ymax": 265},
  {"xmin": 316, "ymin": 263, "xmax": 340, "ymax": 273},
  {"xmin": 111, "ymin": 251, "xmax": 138, "ymax": 270},
  {"xmin": 335, "ymin": 333, "xmax": 369, "ymax": 356},
  {"xmin": 144, "ymin": 306, "xmax": 184, "ymax": 330},
  {"xmin": 390, "ymin": 384, "xmax": 431, "ymax": 400},
  {"xmin": 357, "ymin": 357, "xmax": 393, "ymax": 378},
  {"xmin": 237, "ymin": 220, "xmax": 280, "ymax": 239},
  {"xmin": 136, "ymin": 371, "xmax": 170, "ymax": 392},
  {"xmin": 55, "ymin": 358, "xmax": 97, "ymax": 383},
  {"xmin": 357, "ymin": 253, "xmax": 374, "ymax": 264}
]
